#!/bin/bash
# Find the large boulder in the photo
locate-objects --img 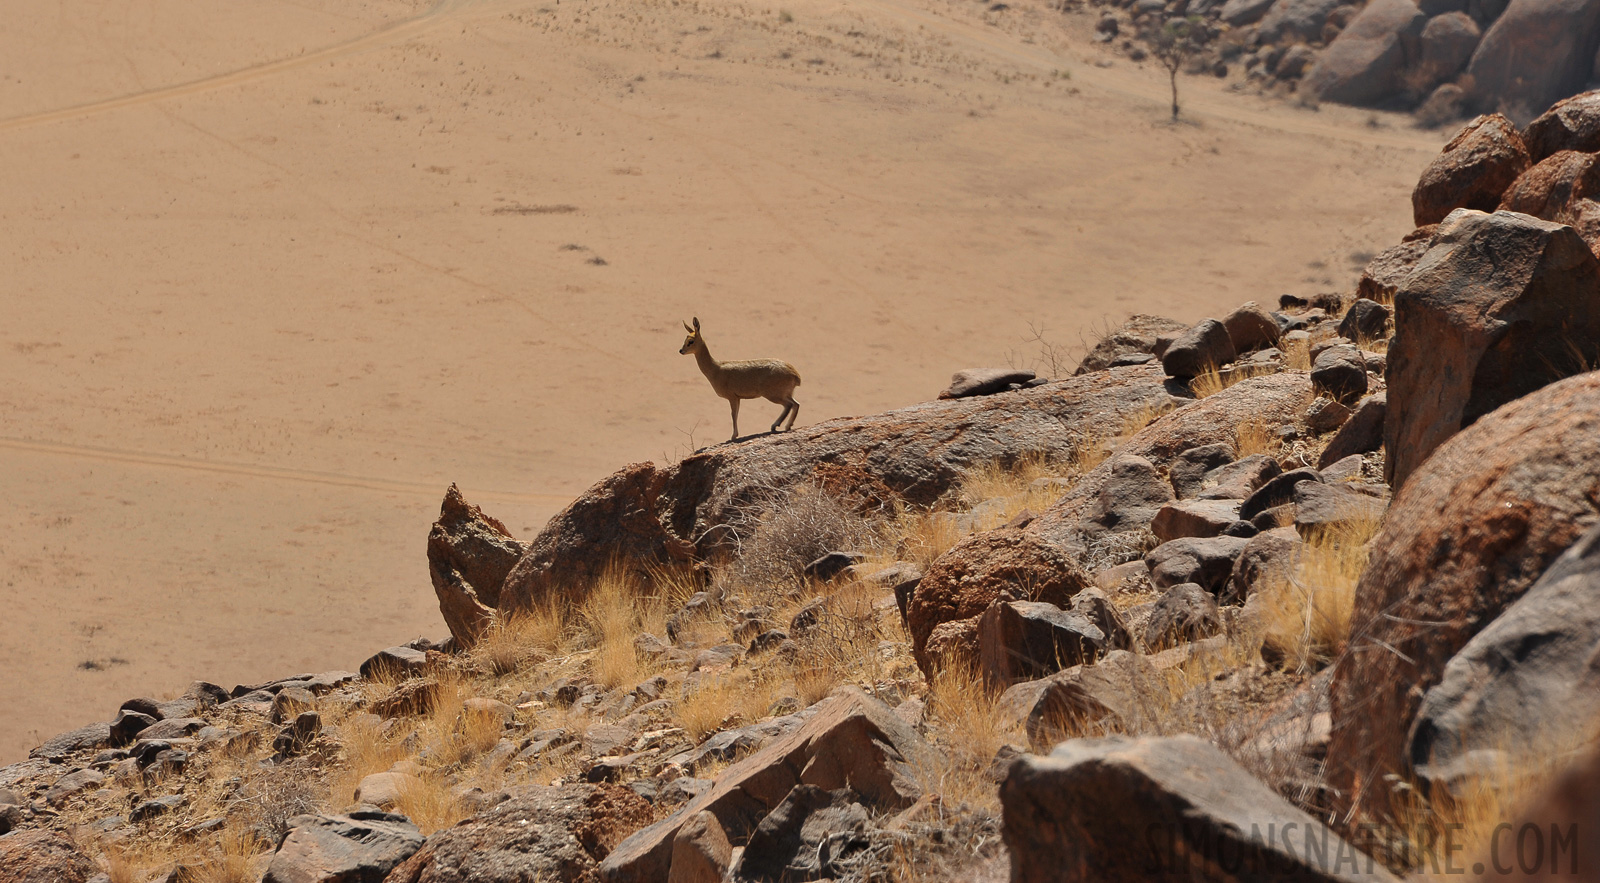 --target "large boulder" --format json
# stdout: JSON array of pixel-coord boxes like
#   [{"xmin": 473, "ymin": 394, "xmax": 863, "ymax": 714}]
[
  {"xmin": 428, "ymin": 484, "xmax": 528, "ymax": 647},
  {"xmin": 1523, "ymin": 90, "xmax": 1600, "ymax": 162},
  {"xmin": 501, "ymin": 364, "xmax": 1178, "ymax": 610},
  {"xmin": 386, "ymin": 784, "xmax": 653, "ymax": 883},
  {"xmin": 1356, "ymin": 238, "xmax": 1431, "ymax": 303},
  {"xmin": 263, "ymin": 812, "xmax": 424, "ymax": 883},
  {"xmin": 1383, "ymin": 209, "xmax": 1600, "ymax": 490},
  {"xmin": 599, "ymin": 689, "xmax": 934, "ymax": 882},
  {"xmin": 1257, "ymin": 0, "xmax": 1345, "ymax": 43},
  {"xmin": 1462, "ymin": 0, "xmax": 1600, "ymax": 126},
  {"xmin": 1408, "ymin": 520, "xmax": 1600, "ymax": 797},
  {"xmin": 1327, "ymin": 372, "xmax": 1600, "ymax": 825},
  {"xmin": 1498, "ymin": 150, "xmax": 1600, "ymax": 220},
  {"xmin": 1412, "ymin": 11, "xmax": 1481, "ymax": 94},
  {"xmin": 1160, "ymin": 319, "xmax": 1236, "ymax": 379},
  {"xmin": 0, "ymin": 830, "xmax": 97, "ymax": 883},
  {"xmin": 1304, "ymin": 0, "xmax": 1427, "ymax": 107},
  {"xmin": 1411, "ymin": 115, "xmax": 1531, "ymax": 226},
  {"xmin": 996, "ymin": 651, "xmax": 1160, "ymax": 751},
  {"xmin": 1001, "ymin": 735, "xmax": 1398, "ymax": 883},
  {"xmin": 978, "ymin": 600, "xmax": 1109, "ymax": 686},
  {"xmin": 908, "ymin": 529, "xmax": 1090, "ymax": 675}
]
